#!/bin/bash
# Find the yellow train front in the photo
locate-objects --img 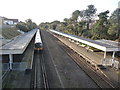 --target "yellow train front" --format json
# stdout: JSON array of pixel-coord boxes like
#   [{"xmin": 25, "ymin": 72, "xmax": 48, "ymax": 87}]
[
  {"xmin": 34, "ymin": 42, "xmax": 43, "ymax": 51},
  {"xmin": 34, "ymin": 29, "xmax": 43, "ymax": 52}
]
